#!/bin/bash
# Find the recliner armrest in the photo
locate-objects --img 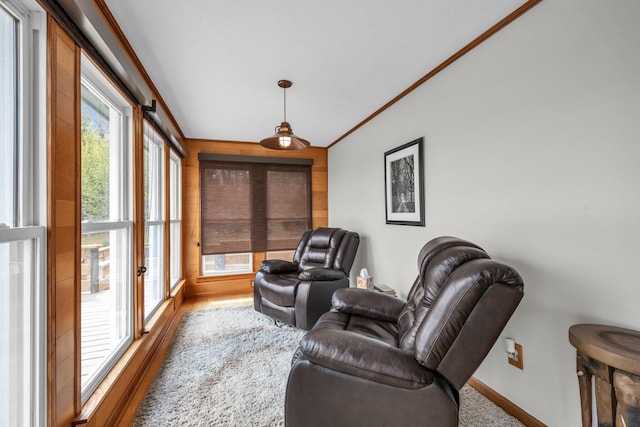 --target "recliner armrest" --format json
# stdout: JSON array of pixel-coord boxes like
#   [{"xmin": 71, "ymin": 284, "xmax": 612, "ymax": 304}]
[
  {"xmin": 298, "ymin": 268, "xmax": 346, "ymax": 281},
  {"xmin": 332, "ymin": 288, "xmax": 405, "ymax": 323},
  {"xmin": 260, "ymin": 259, "xmax": 298, "ymax": 274},
  {"xmin": 299, "ymin": 329, "xmax": 434, "ymax": 389}
]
